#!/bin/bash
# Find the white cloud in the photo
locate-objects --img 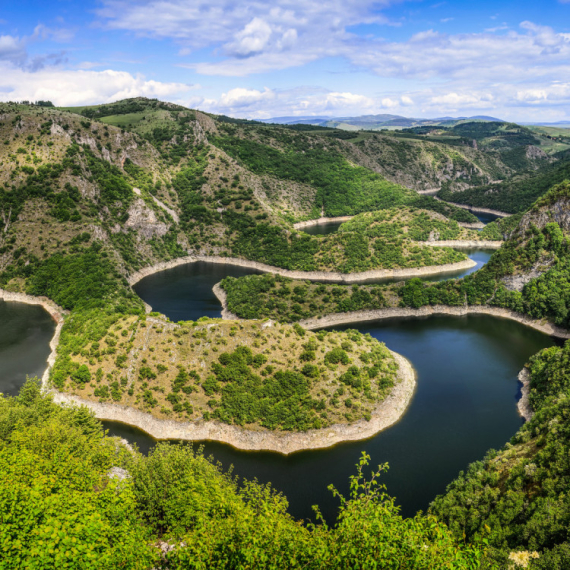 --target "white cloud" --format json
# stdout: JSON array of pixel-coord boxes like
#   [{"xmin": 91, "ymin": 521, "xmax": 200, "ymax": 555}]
[
  {"xmin": 0, "ymin": 63, "xmax": 195, "ymax": 107},
  {"xmin": 97, "ymin": 0, "xmax": 397, "ymax": 75},
  {"xmin": 218, "ymin": 87, "xmax": 275, "ymax": 107},
  {"xmin": 0, "ymin": 34, "xmax": 28, "ymax": 66},
  {"xmin": 227, "ymin": 18, "xmax": 273, "ymax": 57}
]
